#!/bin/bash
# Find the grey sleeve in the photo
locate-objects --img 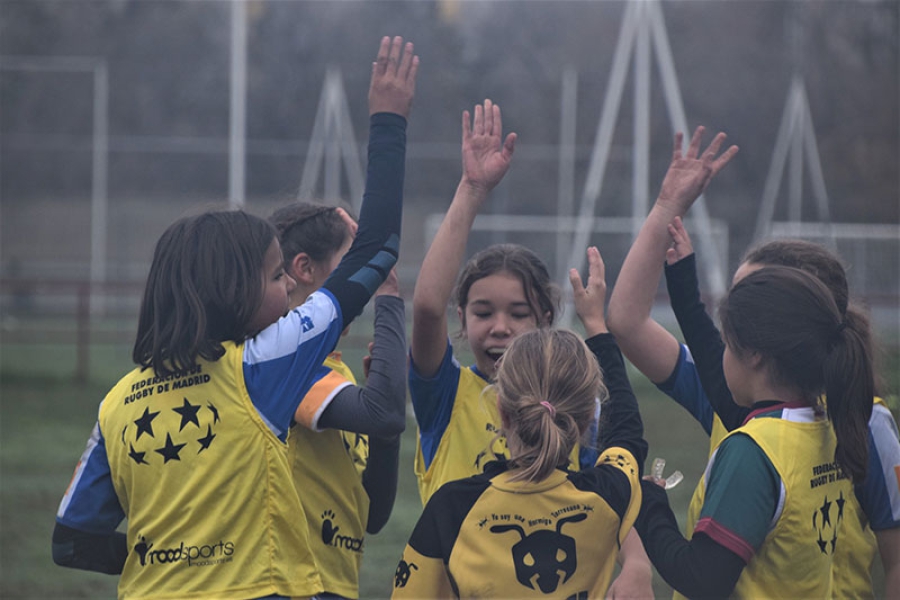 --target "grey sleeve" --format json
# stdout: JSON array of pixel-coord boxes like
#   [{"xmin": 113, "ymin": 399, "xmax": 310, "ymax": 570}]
[
  {"xmin": 318, "ymin": 295, "xmax": 408, "ymax": 436},
  {"xmin": 363, "ymin": 433, "xmax": 402, "ymax": 533}
]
